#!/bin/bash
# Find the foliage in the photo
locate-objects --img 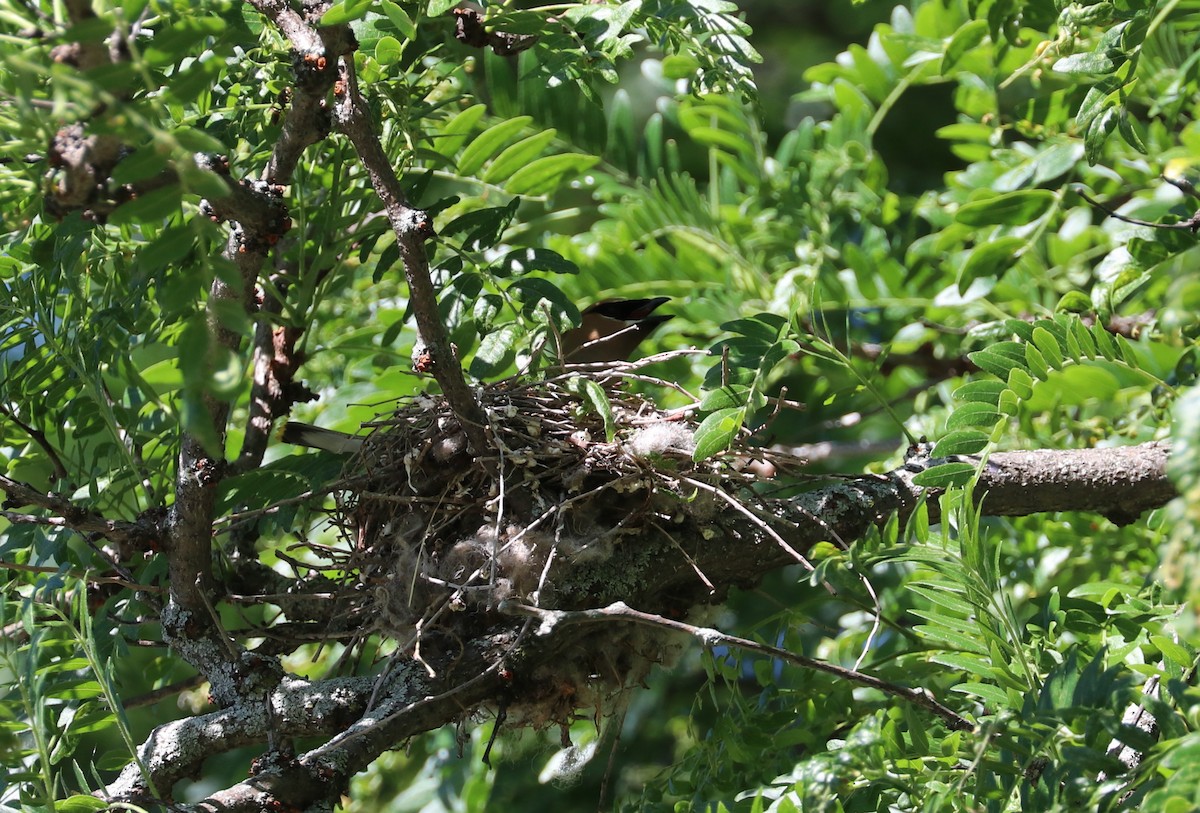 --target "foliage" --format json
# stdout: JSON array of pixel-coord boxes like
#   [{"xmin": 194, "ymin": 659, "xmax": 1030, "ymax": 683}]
[{"xmin": 0, "ymin": 0, "xmax": 1198, "ymax": 811}]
